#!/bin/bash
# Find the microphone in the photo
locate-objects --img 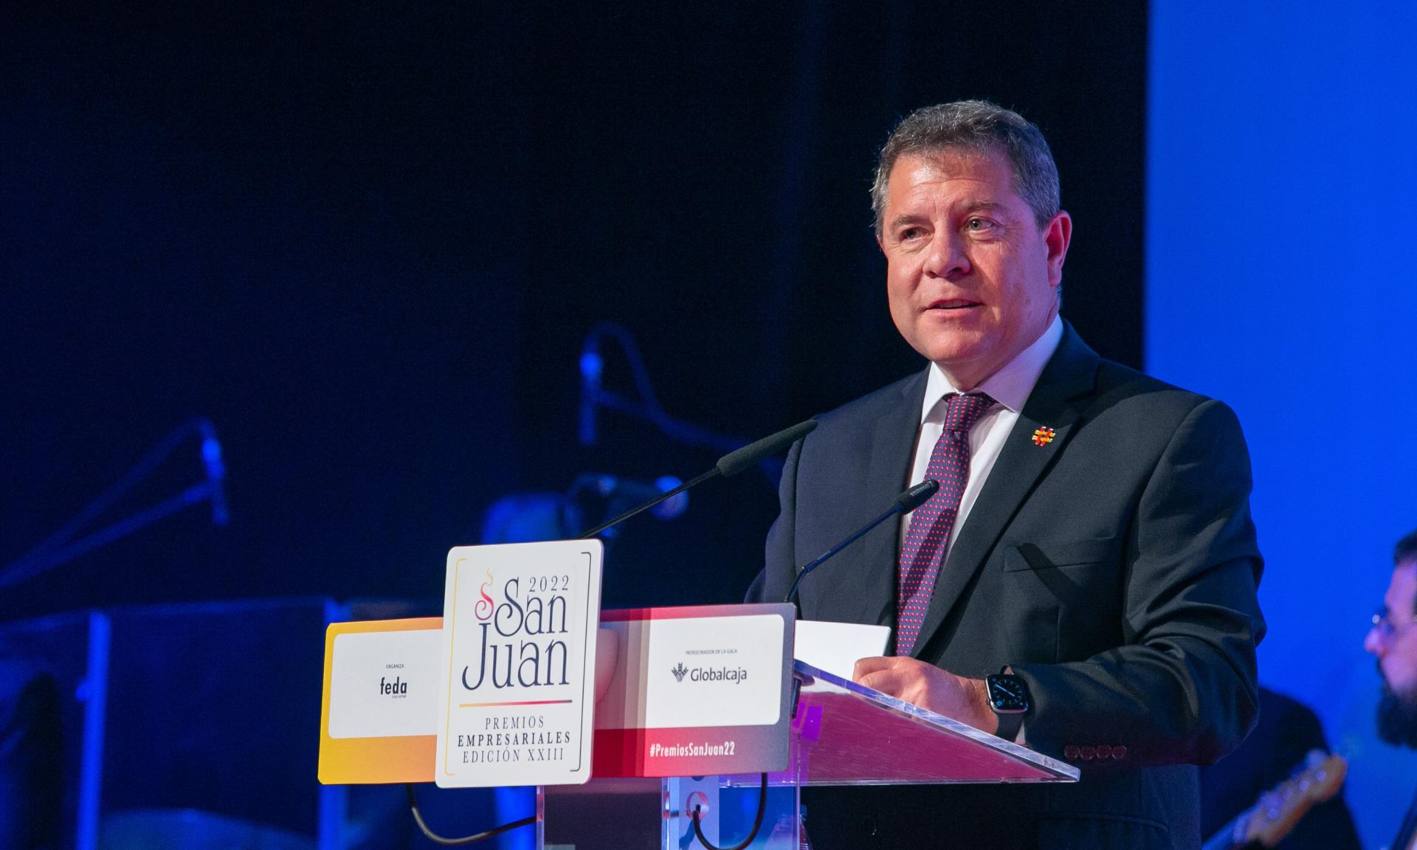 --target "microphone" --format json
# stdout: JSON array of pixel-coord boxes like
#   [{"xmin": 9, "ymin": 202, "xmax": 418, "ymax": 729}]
[
  {"xmin": 574, "ymin": 474, "xmax": 689, "ymax": 521},
  {"xmin": 578, "ymin": 349, "xmax": 603, "ymax": 446},
  {"xmin": 578, "ymin": 418, "xmax": 817, "ymax": 539},
  {"xmin": 197, "ymin": 420, "xmax": 229, "ymax": 526},
  {"xmin": 784, "ymin": 479, "xmax": 938, "ymax": 607}
]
